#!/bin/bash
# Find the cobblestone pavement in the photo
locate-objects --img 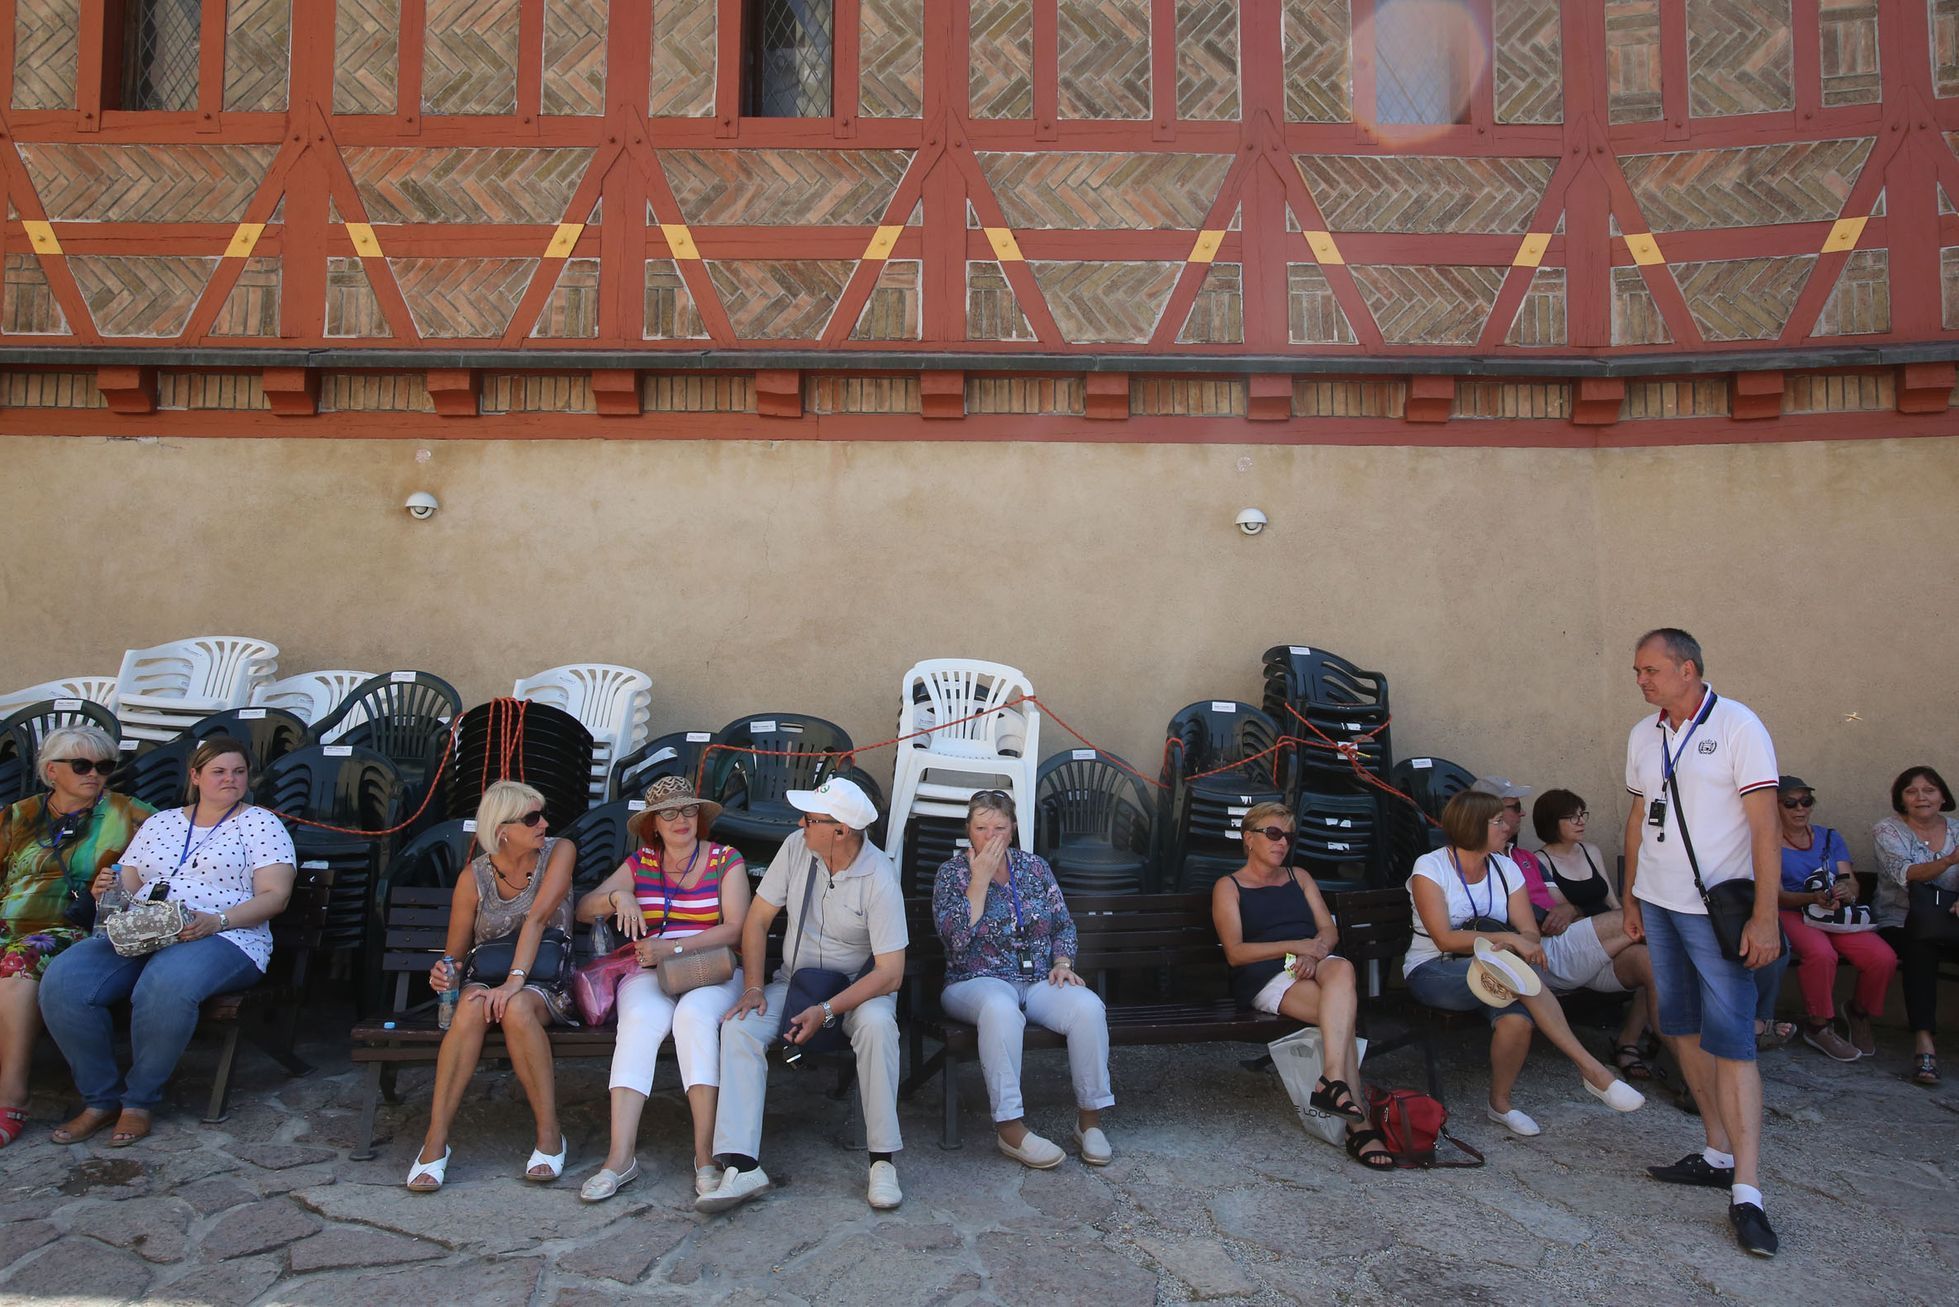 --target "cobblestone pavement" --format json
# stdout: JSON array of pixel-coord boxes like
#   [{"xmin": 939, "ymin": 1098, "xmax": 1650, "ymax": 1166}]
[{"xmin": 1, "ymin": 1007, "xmax": 1954, "ymax": 1305}]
